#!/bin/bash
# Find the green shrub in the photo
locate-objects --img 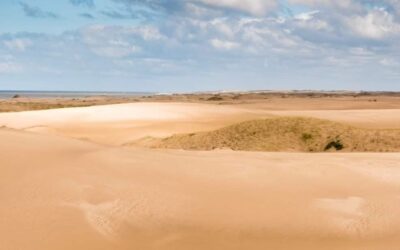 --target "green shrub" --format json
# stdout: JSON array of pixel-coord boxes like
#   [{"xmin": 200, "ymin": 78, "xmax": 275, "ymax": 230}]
[
  {"xmin": 324, "ymin": 139, "xmax": 344, "ymax": 151},
  {"xmin": 207, "ymin": 95, "xmax": 223, "ymax": 101},
  {"xmin": 301, "ymin": 133, "xmax": 313, "ymax": 142}
]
